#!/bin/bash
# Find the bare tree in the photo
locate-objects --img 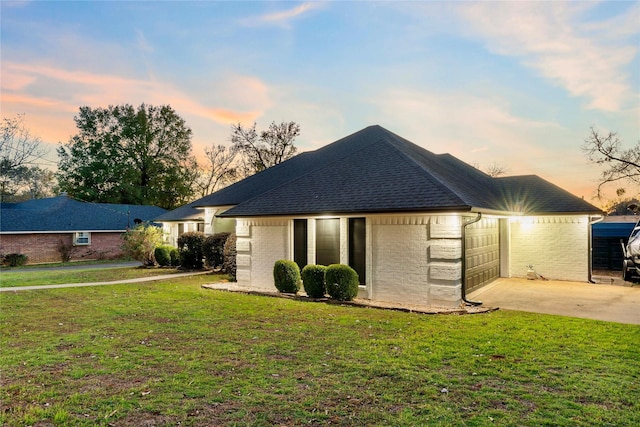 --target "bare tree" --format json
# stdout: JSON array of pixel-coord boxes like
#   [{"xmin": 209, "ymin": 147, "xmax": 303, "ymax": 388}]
[
  {"xmin": 1, "ymin": 114, "xmax": 49, "ymax": 201},
  {"xmin": 582, "ymin": 127, "xmax": 640, "ymax": 198},
  {"xmin": 471, "ymin": 161, "xmax": 508, "ymax": 177},
  {"xmin": 484, "ymin": 162, "xmax": 508, "ymax": 178},
  {"xmin": 195, "ymin": 144, "xmax": 238, "ymax": 197},
  {"xmin": 231, "ymin": 121, "xmax": 300, "ymax": 175}
]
